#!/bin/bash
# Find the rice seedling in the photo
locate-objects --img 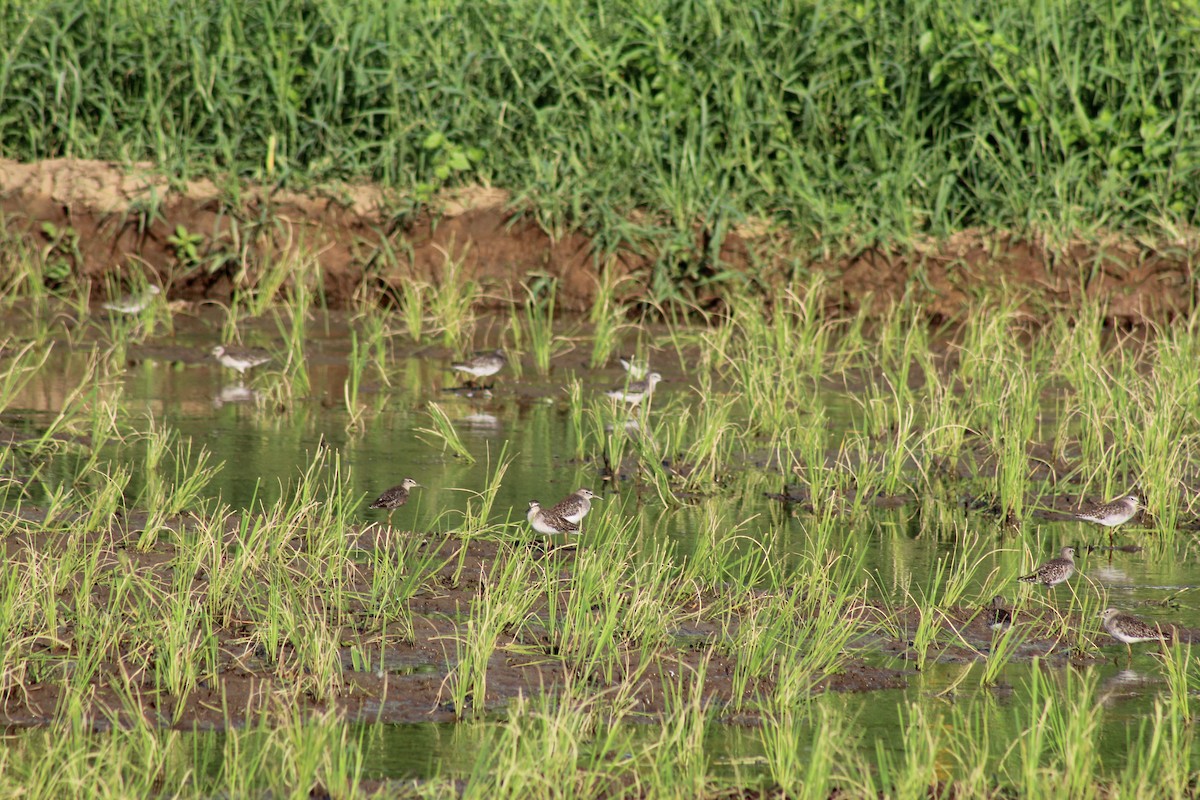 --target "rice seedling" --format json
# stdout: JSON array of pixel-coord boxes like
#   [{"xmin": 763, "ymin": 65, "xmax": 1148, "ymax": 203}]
[
  {"xmin": 353, "ymin": 299, "xmax": 396, "ymax": 382},
  {"xmin": 441, "ymin": 551, "xmax": 539, "ymax": 719},
  {"xmin": 623, "ymin": 427, "xmax": 681, "ymax": 509},
  {"xmin": 426, "ymin": 246, "xmax": 479, "ymax": 352},
  {"xmin": 1116, "ymin": 697, "xmax": 1196, "ymax": 799},
  {"xmin": 760, "ymin": 702, "xmax": 857, "ymax": 800},
  {"xmin": 977, "ymin": 601, "xmax": 1027, "ymax": 688},
  {"xmin": 587, "ymin": 265, "xmax": 634, "ymax": 369},
  {"xmin": 453, "ymin": 443, "xmax": 512, "ymax": 537},
  {"xmin": 1157, "ymin": 631, "xmax": 1191, "ymax": 708},
  {"xmin": 1034, "ymin": 666, "xmax": 1103, "ymax": 798},
  {"xmin": 519, "ymin": 280, "xmax": 560, "ymax": 377},
  {"xmin": 785, "ymin": 412, "xmax": 830, "ymax": 507},
  {"xmin": 459, "ymin": 680, "xmax": 636, "ymax": 799},
  {"xmin": 0, "ymin": 339, "xmax": 53, "ymax": 409},
  {"xmin": 639, "ymin": 656, "xmax": 712, "ymax": 797},
  {"xmin": 723, "ymin": 543, "xmax": 863, "ymax": 709},
  {"xmin": 134, "ymin": 416, "xmax": 221, "ymax": 534},
  {"xmin": 770, "ymin": 604, "xmax": 862, "ymax": 709},
  {"xmin": 935, "ymin": 696, "xmax": 1000, "ymax": 798},
  {"xmin": 876, "ymin": 703, "xmax": 942, "ymax": 800},
  {"xmin": 565, "ymin": 376, "xmax": 586, "ymax": 459},
  {"xmin": 152, "ymin": 585, "xmax": 220, "ymax": 722},
  {"xmin": 915, "ymin": 356, "xmax": 968, "ymax": 476},
  {"xmin": 874, "ymin": 295, "xmax": 928, "ymax": 405},
  {"xmin": 0, "ymin": 232, "xmax": 63, "ymax": 305},
  {"xmin": 581, "ymin": 399, "xmax": 633, "ymax": 482},
  {"xmin": 502, "ymin": 309, "xmax": 527, "ymax": 381},
  {"xmin": 416, "ymin": 402, "xmax": 475, "ymax": 463},
  {"xmin": 708, "ymin": 284, "xmax": 833, "ymax": 437},
  {"xmin": 240, "ymin": 244, "xmax": 321, "ymax": 318},
  {"xmin": 271, "ymin": 284, "xmax": 312, "ymax": 397},
  {"xmin": 537, "ymin": 533, "xmax": 658, "ymax": 685},
  {"xmin": 360, "ymin": 534, "xmax": 455, "ymax": 642},
  {"xmin": 397, "ymin": 279, "xmax": 429, "ymax": 343},
  {"xmin": 343, "ymin": 329, "xmax": 368, "ymax": 433},
  {"xmin": 675, "ymin": 376, "xmax": 739, "ymax": 490}
]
